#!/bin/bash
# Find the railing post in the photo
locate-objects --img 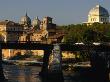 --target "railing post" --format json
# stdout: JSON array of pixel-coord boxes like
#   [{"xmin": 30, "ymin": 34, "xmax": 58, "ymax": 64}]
[{"xmin": 0, "ymin": 44, "xmax": 6, "ymax": 81}]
